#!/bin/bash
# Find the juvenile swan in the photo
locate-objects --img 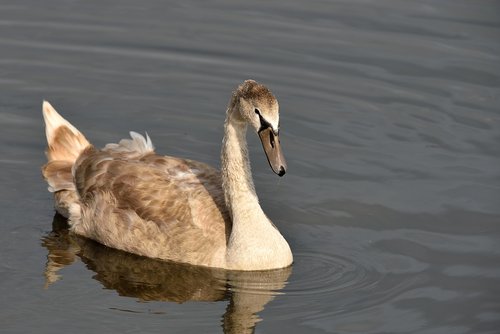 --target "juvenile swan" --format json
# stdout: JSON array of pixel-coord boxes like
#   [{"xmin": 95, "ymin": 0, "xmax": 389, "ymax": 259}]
[{"xmin": 42, "ymin": 80, "xmax": 292, "ymax": 270}]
